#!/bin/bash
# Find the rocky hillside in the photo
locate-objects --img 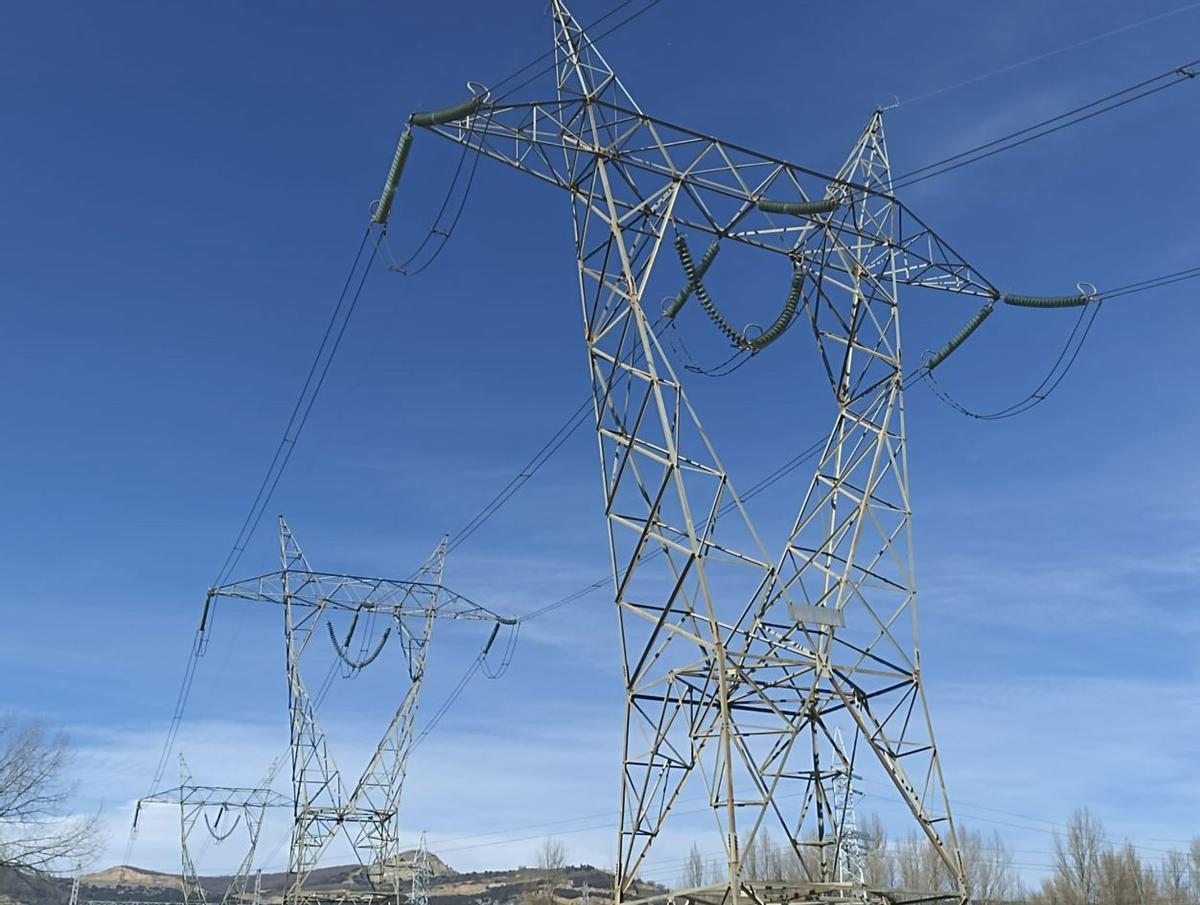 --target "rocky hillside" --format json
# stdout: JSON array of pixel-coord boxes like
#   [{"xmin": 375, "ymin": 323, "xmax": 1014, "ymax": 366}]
[{"xmin": 0, "ymin": 858, "xmax": 646, "ymax": 905}]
